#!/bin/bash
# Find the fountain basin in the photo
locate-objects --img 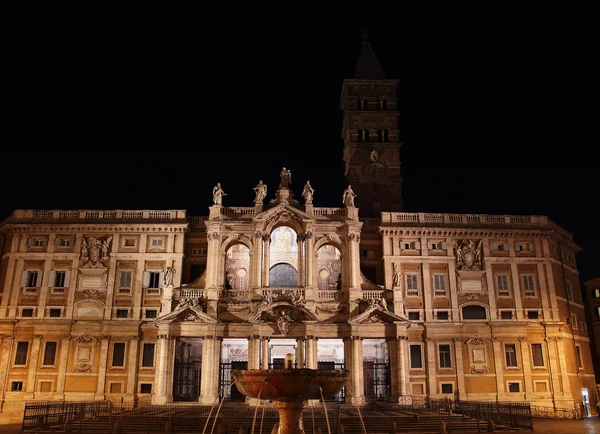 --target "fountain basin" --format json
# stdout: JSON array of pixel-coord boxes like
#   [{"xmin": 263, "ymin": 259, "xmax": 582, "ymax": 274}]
[{"xmin": 231, "ymin": 368, "xmax": 348, "ymax": 402}]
